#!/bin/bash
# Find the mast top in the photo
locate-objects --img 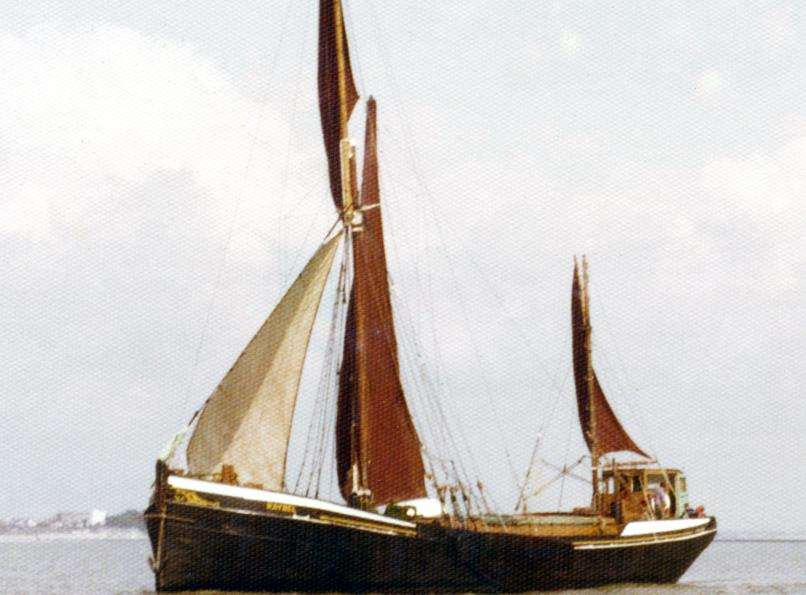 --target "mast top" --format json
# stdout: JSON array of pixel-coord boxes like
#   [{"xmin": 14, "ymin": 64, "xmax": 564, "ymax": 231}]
[{"xmin": 318, "ymin": 0, "xmax": 360, "ymax": 215}]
